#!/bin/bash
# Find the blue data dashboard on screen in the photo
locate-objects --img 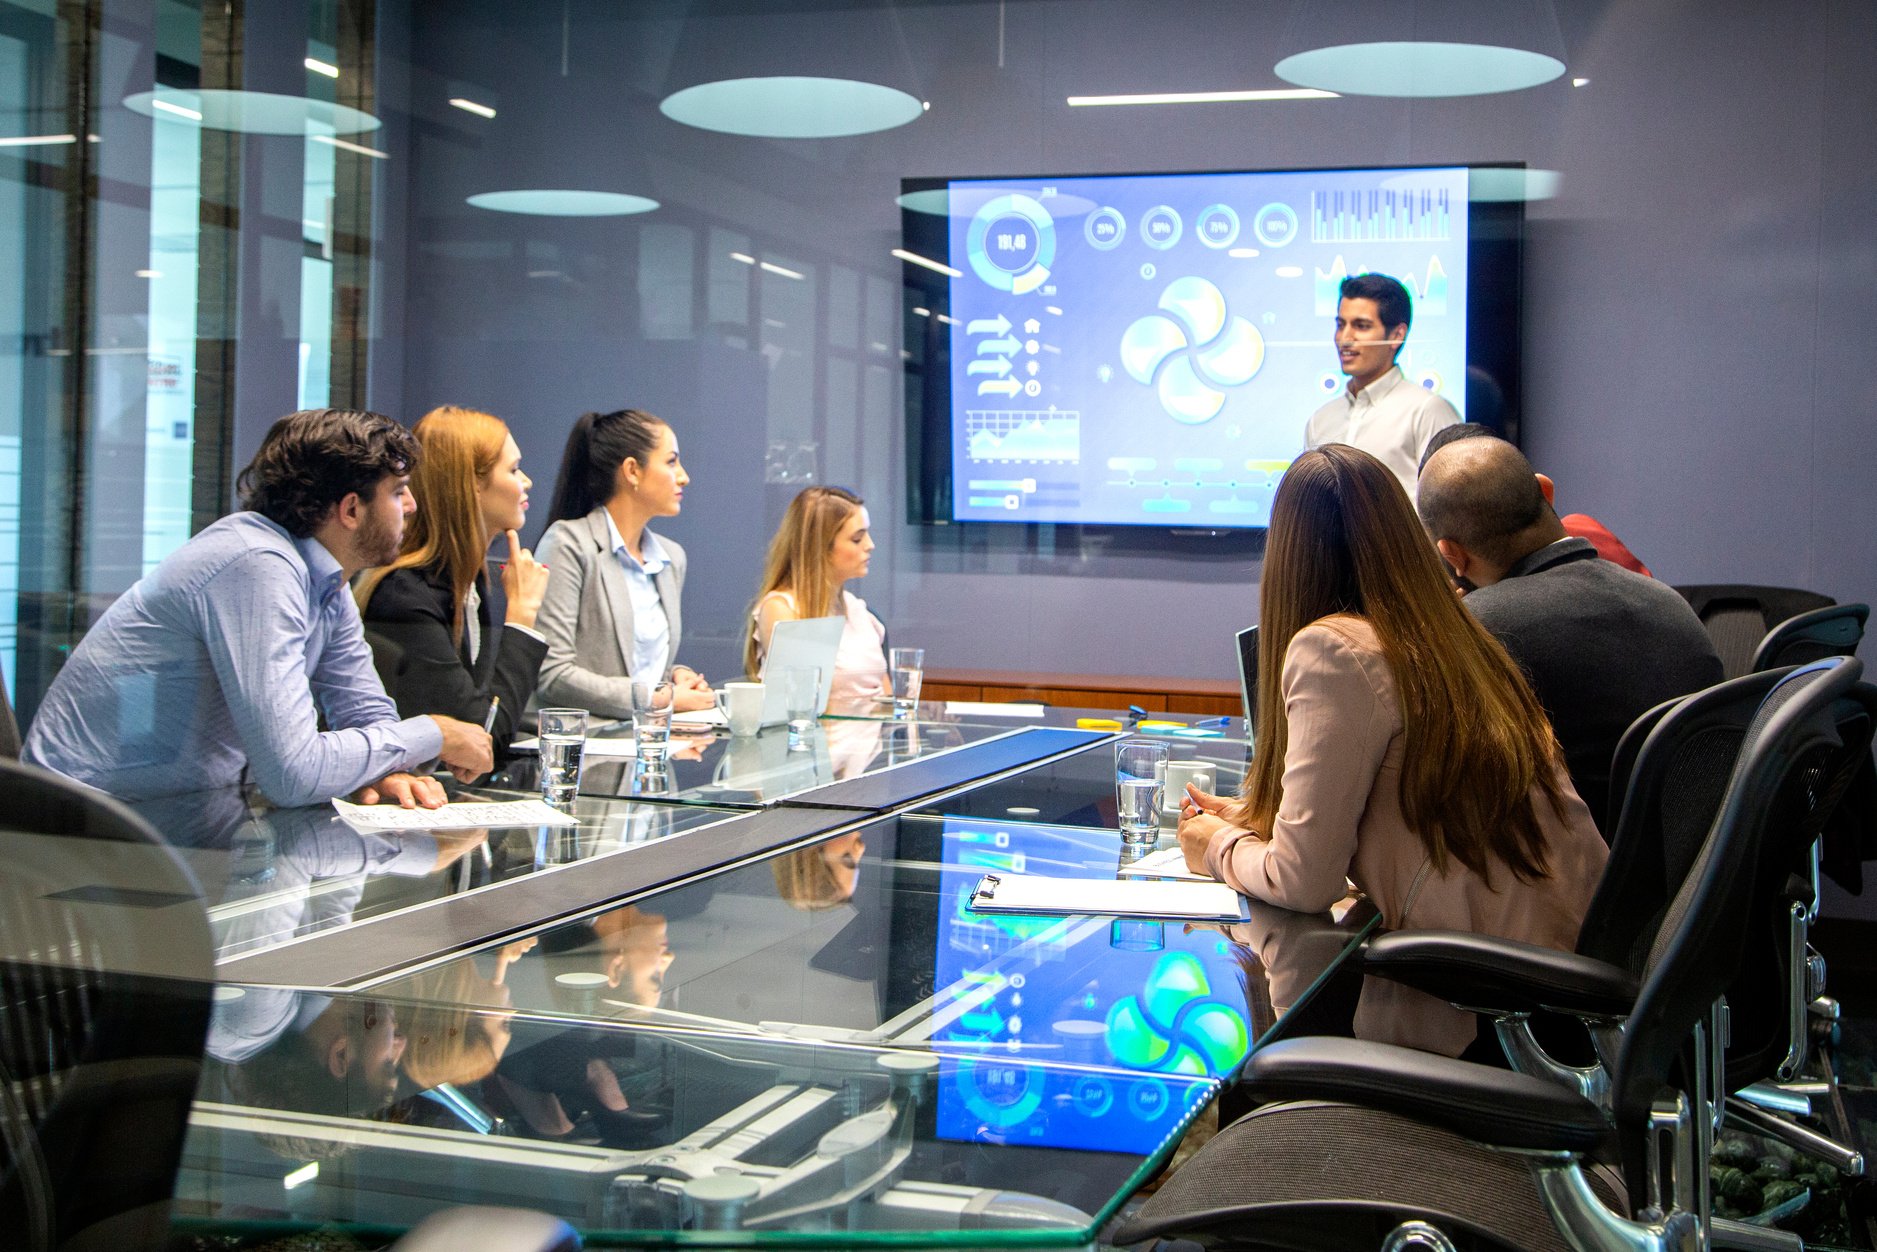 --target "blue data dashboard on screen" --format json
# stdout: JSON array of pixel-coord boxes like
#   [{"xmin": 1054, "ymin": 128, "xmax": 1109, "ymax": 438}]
[
  {"xmin": 941, "ymin": 166, "xmax": 1470, "ymax": 527},
  {"xmin": 930, "ymin": 818, "xmax": 1251, "ymax": 1154}
]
